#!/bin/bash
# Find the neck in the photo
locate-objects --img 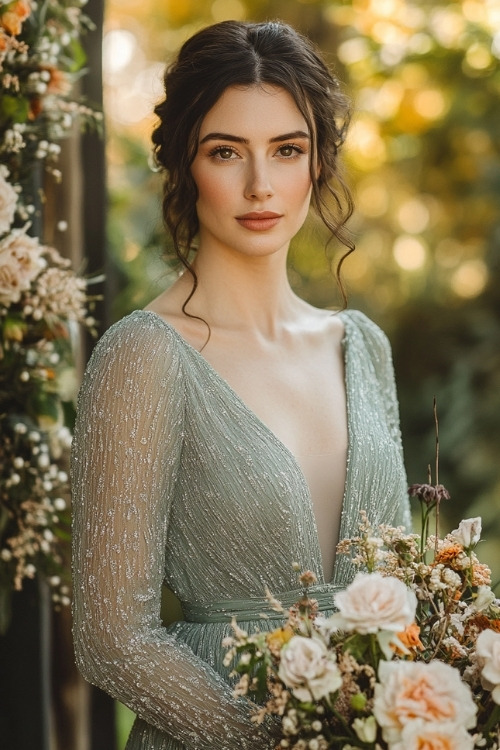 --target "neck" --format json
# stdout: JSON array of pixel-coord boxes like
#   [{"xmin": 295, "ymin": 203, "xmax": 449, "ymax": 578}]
[{"xmin": 179, "ymin": 244, "xmax": 302, "ymax": 337}]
